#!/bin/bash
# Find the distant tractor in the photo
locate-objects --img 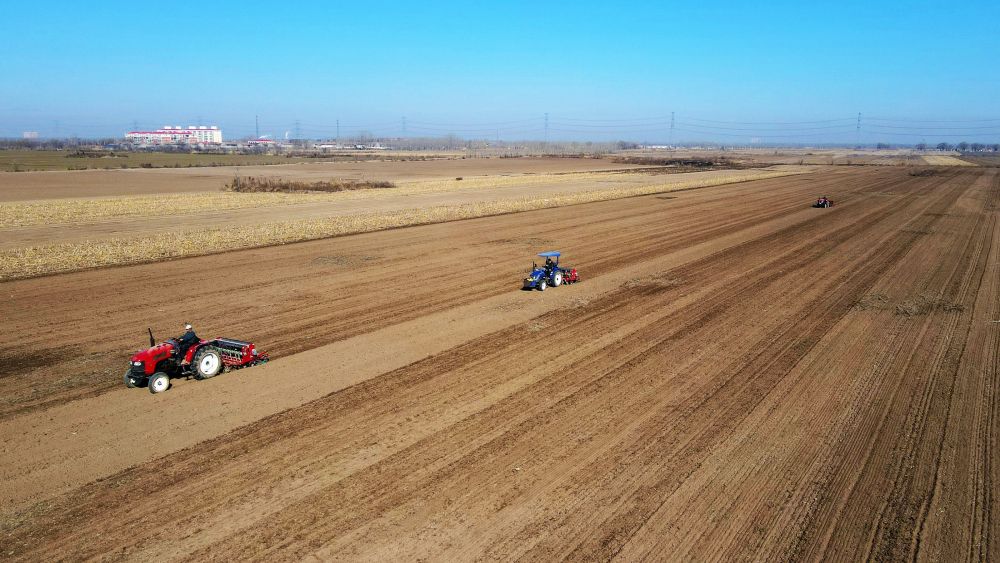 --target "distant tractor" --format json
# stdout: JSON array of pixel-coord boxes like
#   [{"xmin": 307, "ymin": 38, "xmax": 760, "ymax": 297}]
[
  {"xmin": 523, "ymin": 251, "xmax": 580, "ymax": 291},
  {"xmin": 125, "ymin": 328, "xmax": 269, "ymax": 394},
  {"xmin": 813, "ymin": 196, "xmax": 834, "ymax": 208}
]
